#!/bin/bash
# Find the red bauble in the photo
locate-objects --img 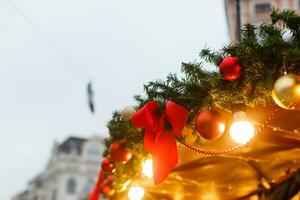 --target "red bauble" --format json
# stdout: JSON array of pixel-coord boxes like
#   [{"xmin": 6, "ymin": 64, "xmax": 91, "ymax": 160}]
[
  {"xmin": 109, "ymin": 141, "xmax": 132, "ymax": 163},
  {"xmin": 101, "ymin": 158, "xmax": 115, "ymax": 172},
  {"xmin": 99, "ymin": 184, "xmax": 114, "ymax": 196},
  {"xmin": 105, "ymin": 175, "xmax": 114, "ymax": 188},
  {"xmin": 219, "ymin": 56, "xmax": 242, "ymax": 81},
  {"xmin": 100, "ymin": 175, "xmax": 115, "ymax": 196},
  {"xmin": 195, "ymin": 110, "xmax": 226, "ymax": 140}
]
